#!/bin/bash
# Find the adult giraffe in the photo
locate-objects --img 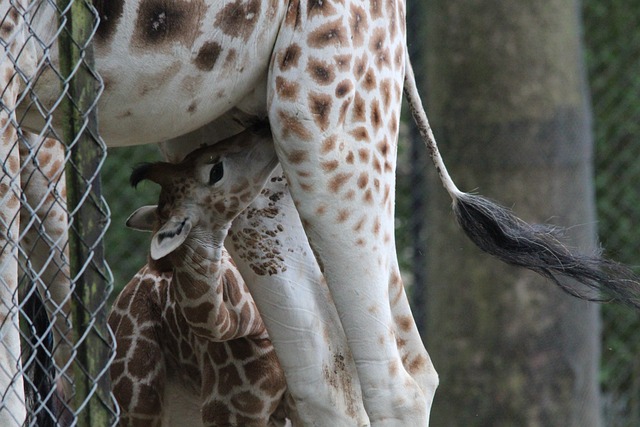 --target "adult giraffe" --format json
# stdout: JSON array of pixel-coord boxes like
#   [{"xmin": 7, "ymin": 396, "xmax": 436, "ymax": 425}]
[{"xmin": 3, "ymin": 0, "xmax": 640, "ymax": 425}]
